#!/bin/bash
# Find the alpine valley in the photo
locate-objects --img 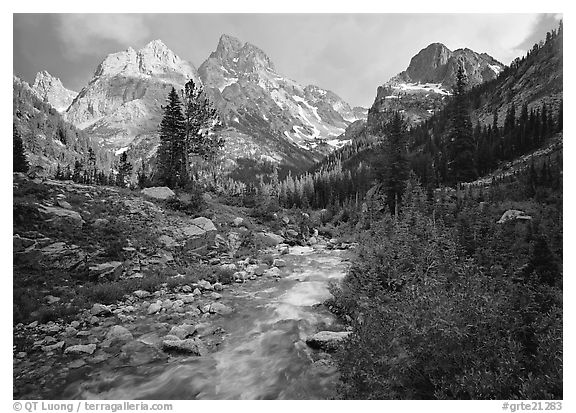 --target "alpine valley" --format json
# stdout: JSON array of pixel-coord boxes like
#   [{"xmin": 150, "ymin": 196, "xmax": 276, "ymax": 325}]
[{"xmin": 13, "ymin": 17, "xmax": 563, "ymax": 402}]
